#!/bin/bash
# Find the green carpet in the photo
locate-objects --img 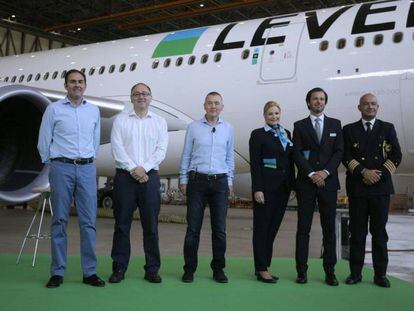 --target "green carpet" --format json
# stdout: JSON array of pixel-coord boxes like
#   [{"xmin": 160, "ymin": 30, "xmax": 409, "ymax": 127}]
[{"xmin": 1, "ymin": 255, "xmax": 412, "ymax": 311}]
